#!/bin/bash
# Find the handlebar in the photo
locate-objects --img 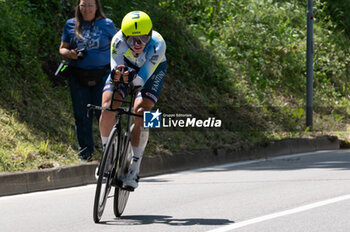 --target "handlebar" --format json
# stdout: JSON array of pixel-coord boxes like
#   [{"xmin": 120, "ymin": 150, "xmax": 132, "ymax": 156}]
[
  {"xmin": 113, "ymin": 77, "xmax": 142, "ymax": 96},
  {"xmin": 86, "ymin": 104, "xmax": 142, "ymax": 118},
  {"xmin": 86, "ymin": 83, "xmax": 142, "ymax": 118},
  {"xmin": 86, "ymin": 67, "xmax": 143, "ymax": 118},
  {"xmin": 111, "ymin": 66, "xmax": 137, "ymax": 85}
]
